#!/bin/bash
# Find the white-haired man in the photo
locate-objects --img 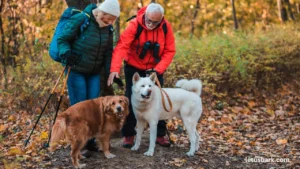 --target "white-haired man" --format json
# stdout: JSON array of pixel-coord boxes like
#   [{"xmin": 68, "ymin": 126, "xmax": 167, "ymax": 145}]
[{"xmin": 107, "ymin": 3, "xmax": 176, "ymax": 148}]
